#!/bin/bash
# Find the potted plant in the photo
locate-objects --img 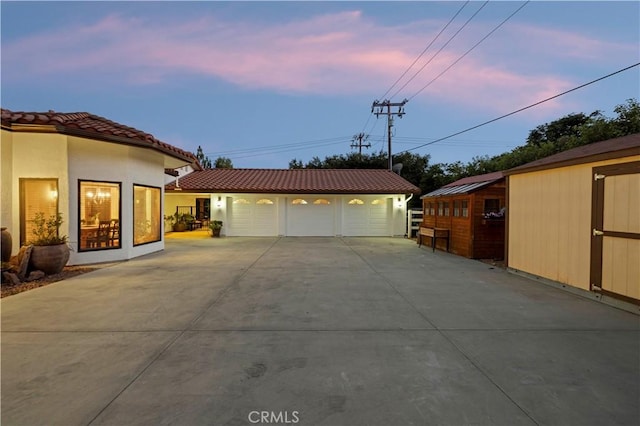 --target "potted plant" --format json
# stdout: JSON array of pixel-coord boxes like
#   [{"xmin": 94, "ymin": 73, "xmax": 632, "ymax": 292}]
[
  {"xmin": 209, "ymin": 220, "xmax": 223, "ymax": 237},
  {"xmin": 28, "ymin": 212, "xmax": 70, "ymax": 275},
  {"xmin": 168, "ymin": 212, "xmax": 193, "ymax": 232}
]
